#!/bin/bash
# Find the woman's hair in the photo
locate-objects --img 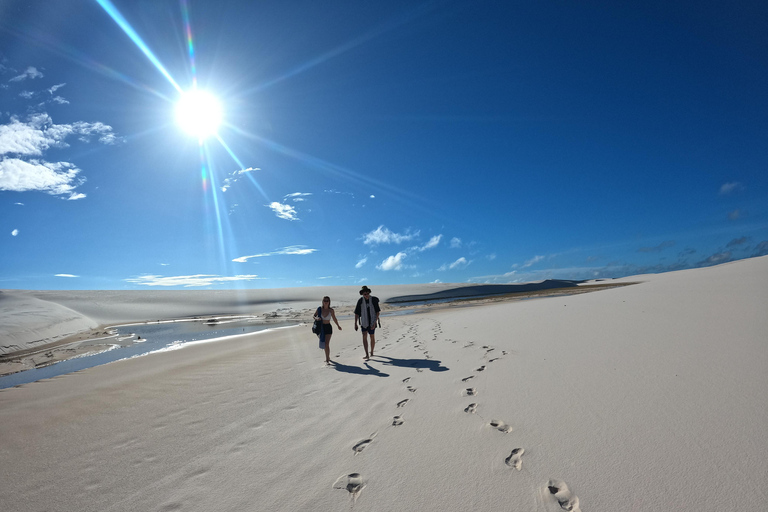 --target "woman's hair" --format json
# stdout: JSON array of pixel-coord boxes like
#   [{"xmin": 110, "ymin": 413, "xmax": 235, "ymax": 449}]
[{"xmin": 323, "ymin": 296, "xmax": 331, "ymax": 306}]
